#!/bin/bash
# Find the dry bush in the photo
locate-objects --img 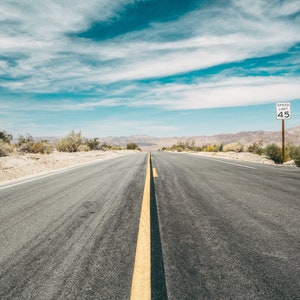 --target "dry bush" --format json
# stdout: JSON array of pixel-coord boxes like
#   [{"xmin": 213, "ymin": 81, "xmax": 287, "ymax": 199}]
[
  {"xmin": 55, "ymin": 131, "xmax": 83, "ymax": 152},
  {"xmin": 0, "ymin": 140, "xmax": 14, "ymax": 156},
  {"xmin": 247, "ymin": 140, "xmax": 264, "ymax": 155},
  {"xmin": 110, "ymin": 145, "xmax": 123, "ymax": 150},
  {"xmin": 29, "ymin": 141, "xmax": 52, "ymax": 154},
  {"xmin": 85, "ymin": 138, "xmax": 100, "ymax": 150},
  {"xmin": 17, "ymin": 134, "xmax": 52, "ymax": 154},
  {"xmin": 78, "ymin": 144, "xmax": 90, "ymax": 152},
  {"xmin": 223, "ymin": 142, "xmax": 244, "ymax": 153},
  {"xmin": 203, "ymin": 144, "xmax": 218, "ymax": 152}
]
